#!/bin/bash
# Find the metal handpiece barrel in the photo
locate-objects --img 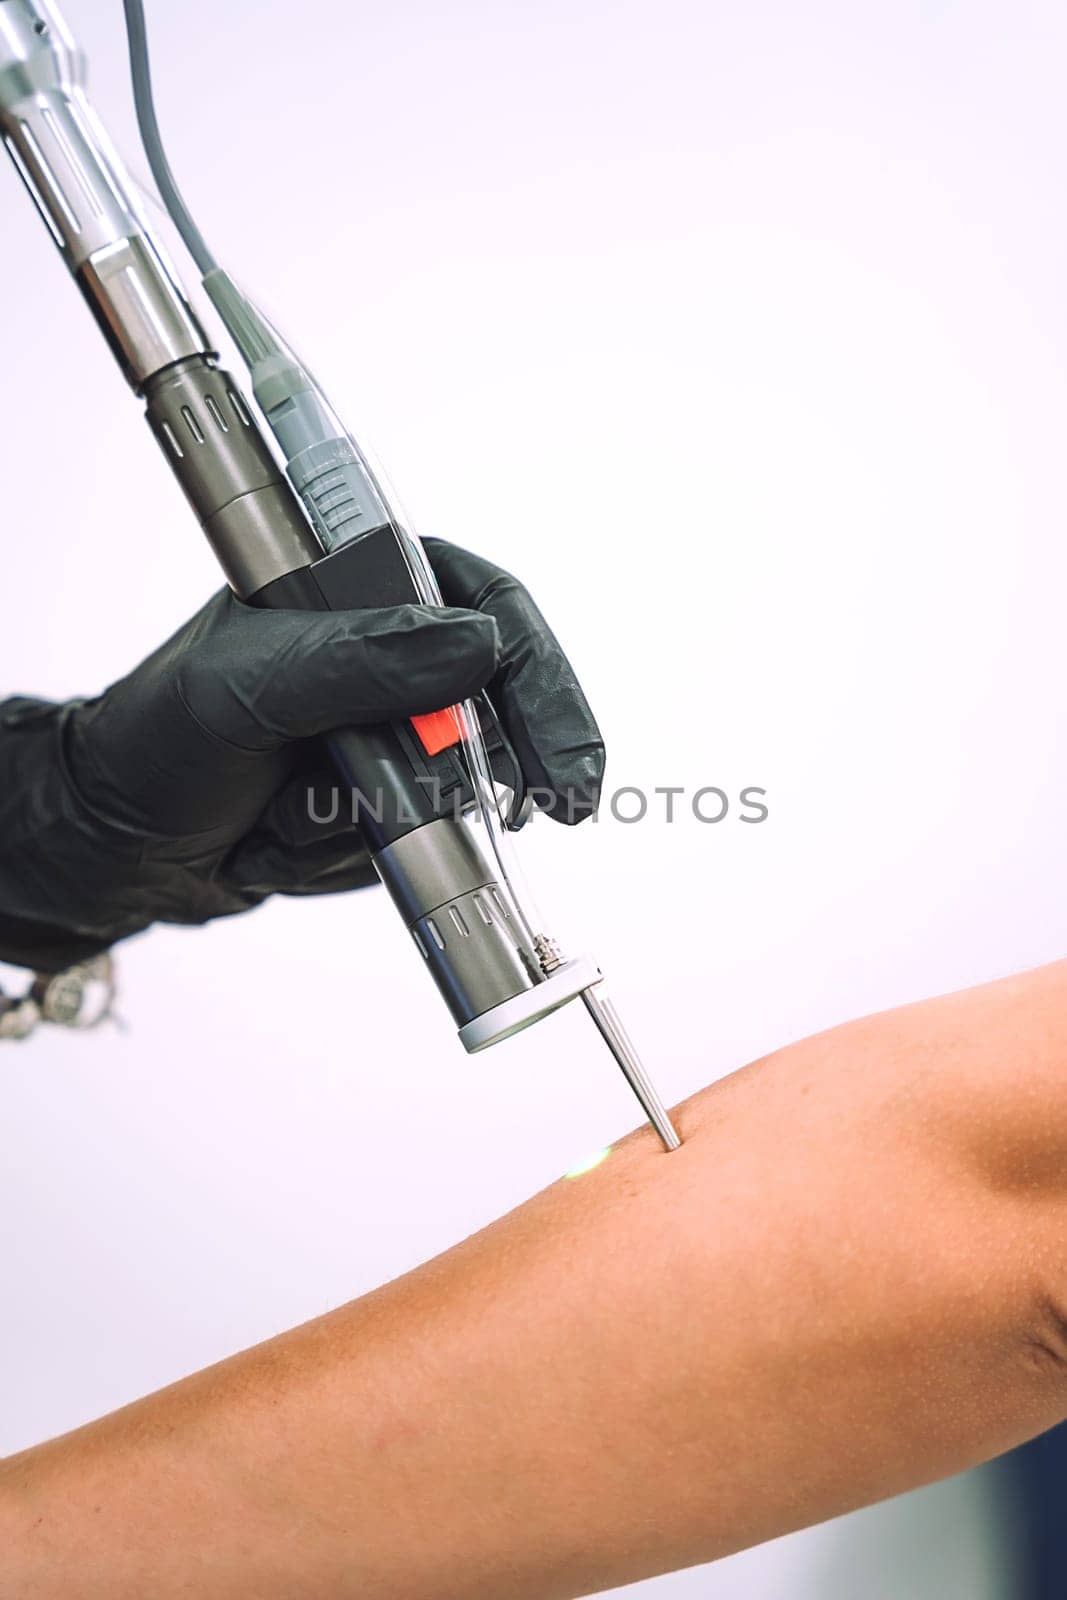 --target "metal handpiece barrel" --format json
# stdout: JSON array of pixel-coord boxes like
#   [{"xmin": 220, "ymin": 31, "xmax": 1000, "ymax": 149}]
[{"xmin": 0, "ymin": 0, "xmax": 207, "ymax": 386}]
